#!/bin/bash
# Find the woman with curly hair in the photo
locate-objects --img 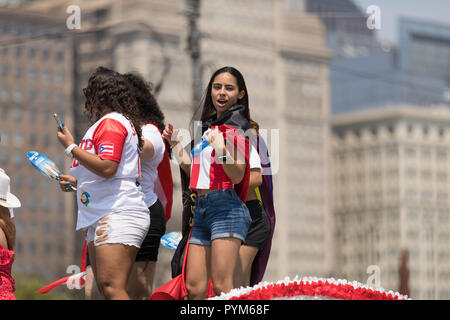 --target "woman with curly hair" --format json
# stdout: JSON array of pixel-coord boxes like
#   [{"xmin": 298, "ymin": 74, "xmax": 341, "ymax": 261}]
[
  {"xmin": 56, "ymin": 66, "xmax": 150, "ymax": 300},
  {"xmin": 121, "ymin": 72, "xmax": 172, "ymax": 299}
]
